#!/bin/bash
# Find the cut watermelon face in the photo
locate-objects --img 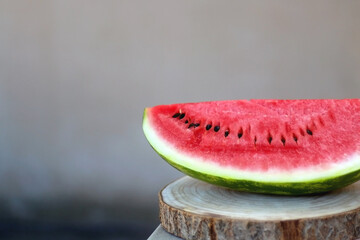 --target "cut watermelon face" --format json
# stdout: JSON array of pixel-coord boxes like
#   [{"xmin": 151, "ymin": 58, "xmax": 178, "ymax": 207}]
[{"xmin": 143, "ymin": 99, "xmax": 360, "ymax": 195}]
